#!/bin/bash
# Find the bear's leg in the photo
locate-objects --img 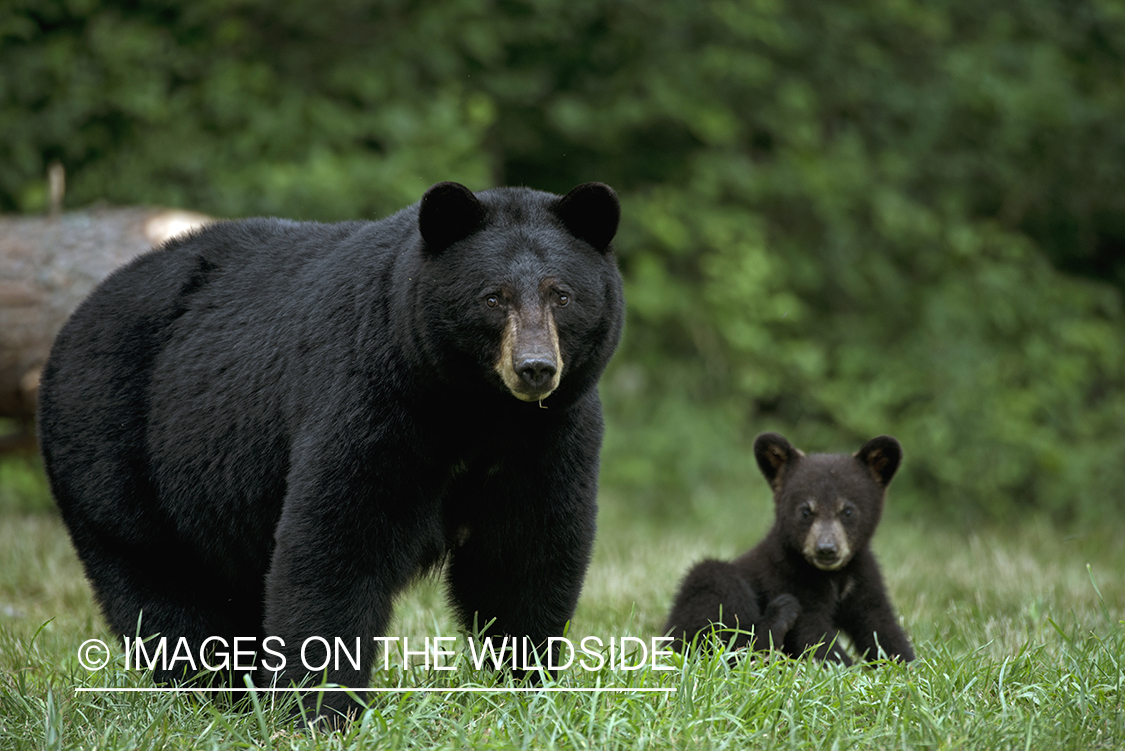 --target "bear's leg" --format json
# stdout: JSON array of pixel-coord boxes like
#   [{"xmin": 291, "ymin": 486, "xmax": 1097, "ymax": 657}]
[
  {"xmin": 443, "ymin": 416, "xmax": 601, "ymax": 675},
  {"xmin": 264, "ymin": 519, "xmax": 437, "ymax": 722},
  {"xmin": 834, "ymin": 553, "xmax": 915, "ymax": 662},
  {"xmin": 663, "ymin": 559, "xmax": 763, "ymax": 653},
  {"xmin": 77, "ymin": 537, "xmax": 264, "ymax": 686},
  {"xmin": 836, "ymin": 595, "xmax": 915, "ymax": 663},
  {"xmin": 788, "ymin": 615, "xmax": 854, "ymax": 665},
  {"xmin": 757, "ymin": 593, "xmax": 801, "ymax": 651},
  {"xmin": 261, "ymin": 436, "xmax": 449, "ymax": 724},
  {"xmin": 444, "ymin": 501, "xmax": 595, "ymax": 675},
  {"xmin": 46, "ymin": 453, "xmax": 265, "ymax": 688}
]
